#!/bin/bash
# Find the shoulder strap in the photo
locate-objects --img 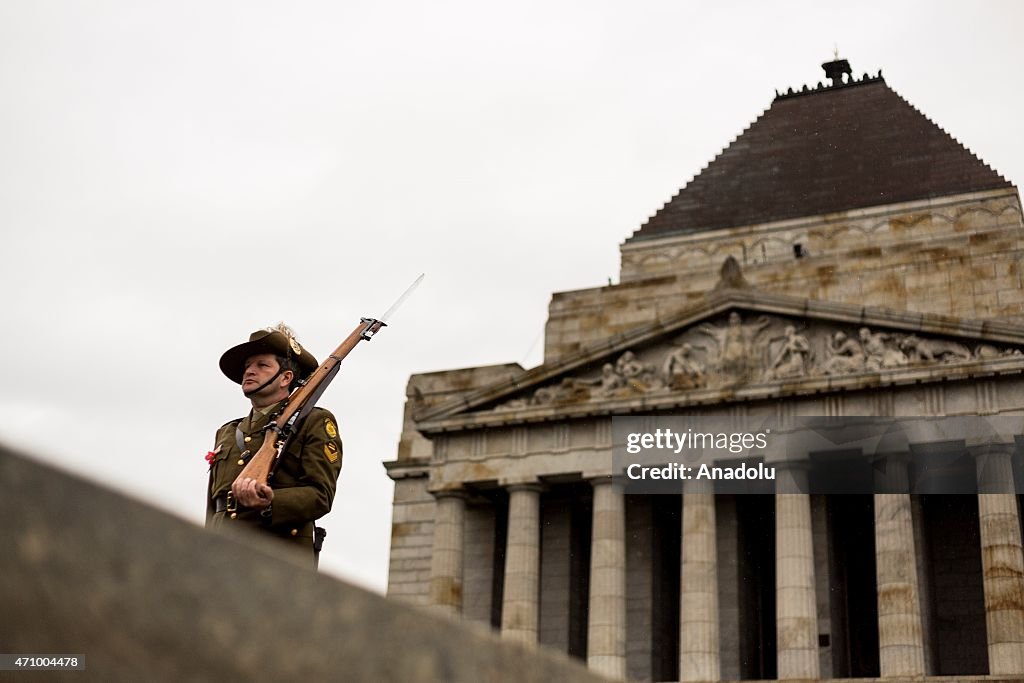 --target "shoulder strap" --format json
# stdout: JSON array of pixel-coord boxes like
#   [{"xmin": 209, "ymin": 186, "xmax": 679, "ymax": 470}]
[{"xmin": 219, "ymin": 417, "xmax": 244, "ymax": 431}]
